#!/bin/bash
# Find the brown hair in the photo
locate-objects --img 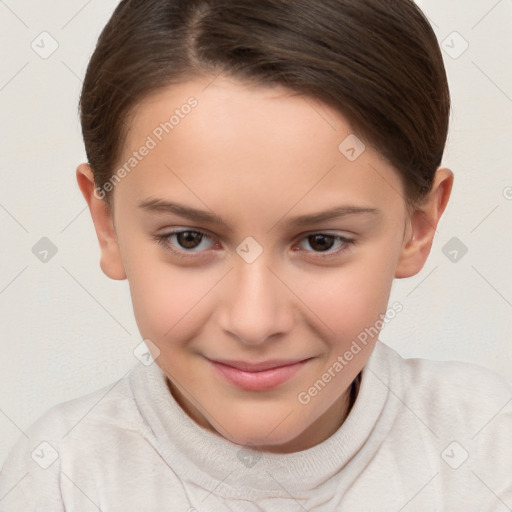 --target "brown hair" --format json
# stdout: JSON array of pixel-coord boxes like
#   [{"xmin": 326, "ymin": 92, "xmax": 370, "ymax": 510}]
[{"xmin": 79, "ymin": 0, "xmax": 450, "ymax": 209}]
